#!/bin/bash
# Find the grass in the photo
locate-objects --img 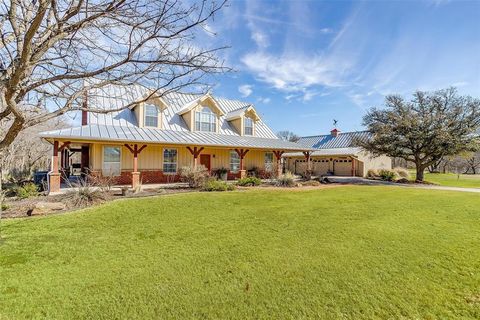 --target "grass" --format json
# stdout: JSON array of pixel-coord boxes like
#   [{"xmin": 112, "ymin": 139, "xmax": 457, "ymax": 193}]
[
  {"xmin": 0, "ymin": 187, "xmax": 479, "ymax": 319},
  {"xmin": 422, "ymin": 172, "xmax": 480, "ymax": 188}
]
